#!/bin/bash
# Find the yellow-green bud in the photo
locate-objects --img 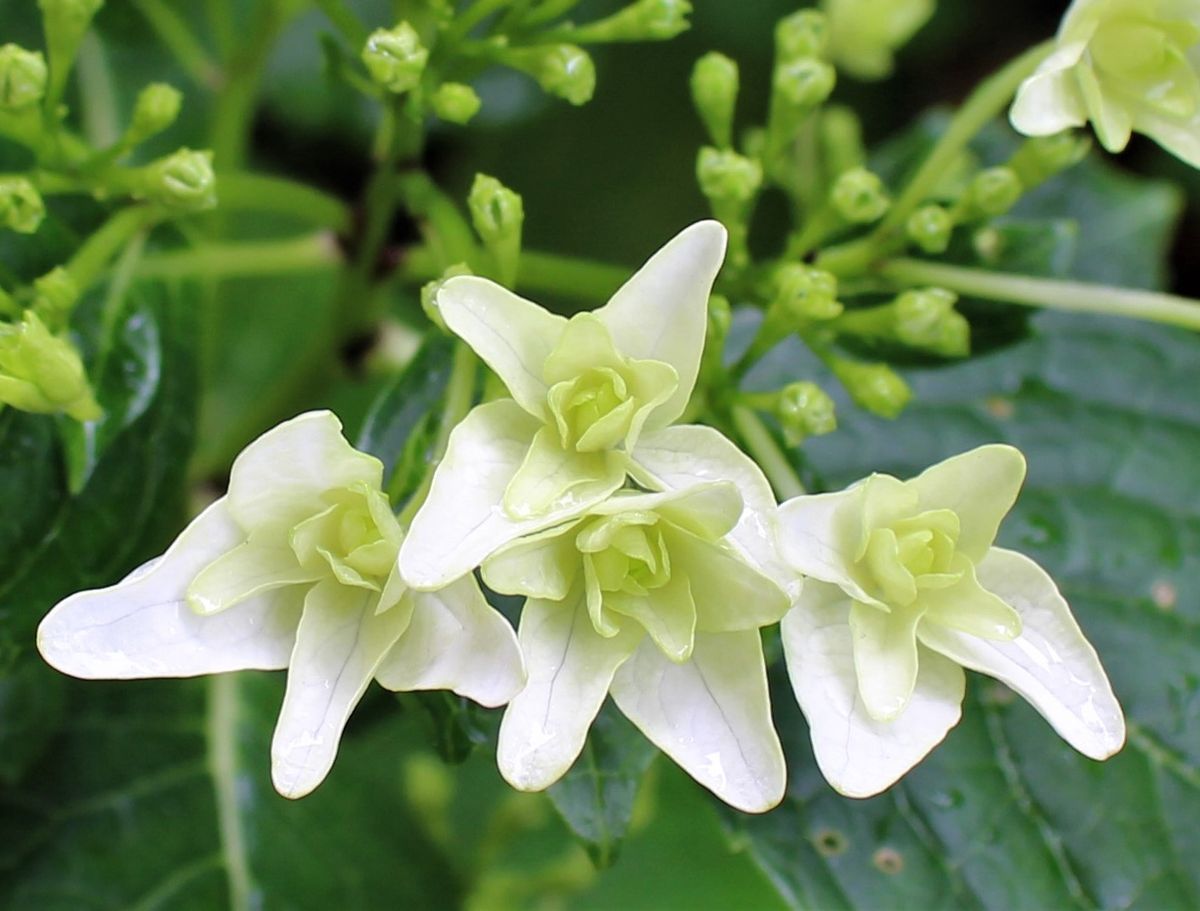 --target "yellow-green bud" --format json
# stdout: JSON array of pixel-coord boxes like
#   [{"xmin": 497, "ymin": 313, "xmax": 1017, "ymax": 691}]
[
  {"xmin": 32, "ymin": 267, "xmax": 78, "ymax": 320},
  {"xmin": 832, "ymin": 359, "xmax": 911, "ymax": 418},
  {"xmin": 776, "ymin": 10, "xmax": 829, "ymax": 61},
  {"xmin": 1009, "ymin": 131, "xmax": 1091, "ymax": 188},
  {"xmin": 129, "ymin": 82, "xmax": 182, "ymax": 143},
  {"xmin": 773, "ymin": 57, "xmax": 836, "ymax": 109},
  {"xmin": 965, "ymin": 166, "xmax": 1022, "ymax": 218},
  {"xmin": 569, "ymin": 0, "xmax": 692, "ymax": 42},
  {"xmin": 690, "ymin": 52, "xmax": 739, "ymax": 149},
  {"xmin": 468, "ymin": 174, "xmax": 524, "ymax": 286},
  {"xmin": 696, "ymin": 147, "xmax": 762, "ymax": 205},
  {"xmin": 0, "ymin": 45, "xmax": 48, "ymax": 109},
  {"xmin": 0, "ymin": 178, "xmax": 45, "ymax": 234},
  {"xmin": 0, "ymin": 310, "xmax": 100, "ymax": 421},
  {"xmin": 774, "ymin": 263, "xmax": 841, "ymax": 322},
  {"xmin": 831, "ymin": 167, "xmax": 890, "ymax": 223},
  {"xmin": 777, "ymin": 380, "xmax": 836, "ymax": 445},
  {"xmin": 431, "ymin": 82, "xmax": 481, "ymax": 125},
  {"xmin": 362, "ymin": 23, "xmax": 429, "ymax": 95},
  {"xmin": 422, "ymin": 263, "xmax": 472, "ymax": 331},
  {"xmin": 894, "ymin": 287, "xmax": 969, "ymax": 357},
  {"xmin": 144, "ymin": 148, "xmax": 217, "ymax": 213},
  {"xmin": 513, "ymin": 44, "xmax": 595, "ymax": 105},
  {"xmin": 905, "ymin": 204, "xmax": 954, "ymax": 254}
]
